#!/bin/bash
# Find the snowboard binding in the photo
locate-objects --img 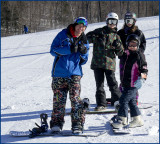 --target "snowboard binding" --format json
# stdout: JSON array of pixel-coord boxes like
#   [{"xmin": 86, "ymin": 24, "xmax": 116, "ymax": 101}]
[
  {"xmin": 110, "ymin": 115, "xmax": 121, "ymax": 123},
  {"xmin": 83, "ymin": 98, "xmax": 90, "ymax": 111},
  {"xmin": 29, "ymin": 113, "xmax": 48, "ymax": 138}
]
